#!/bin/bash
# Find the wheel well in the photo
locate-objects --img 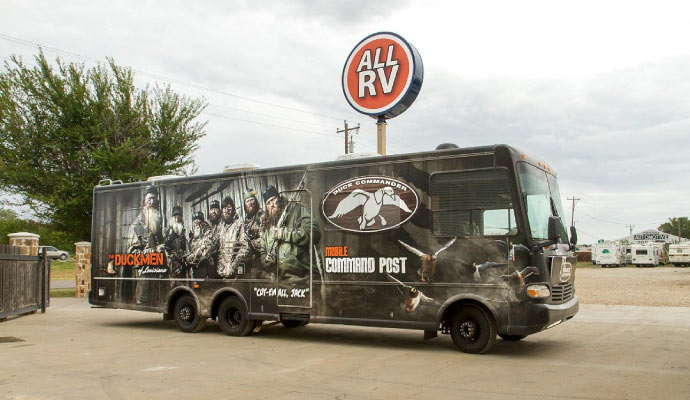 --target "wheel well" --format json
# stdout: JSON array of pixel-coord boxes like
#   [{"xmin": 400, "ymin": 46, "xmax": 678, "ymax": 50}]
[
  {"xmin": 210, "ymin": 291, "xmax": 239, "ymax": 320},
  {"xmin": 441, "ymin": 299, "xmax": 496, "ymax": 327},
  {"xmin": 167, "ymin": 289, "xmax": 194, "ymax": 317}
]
